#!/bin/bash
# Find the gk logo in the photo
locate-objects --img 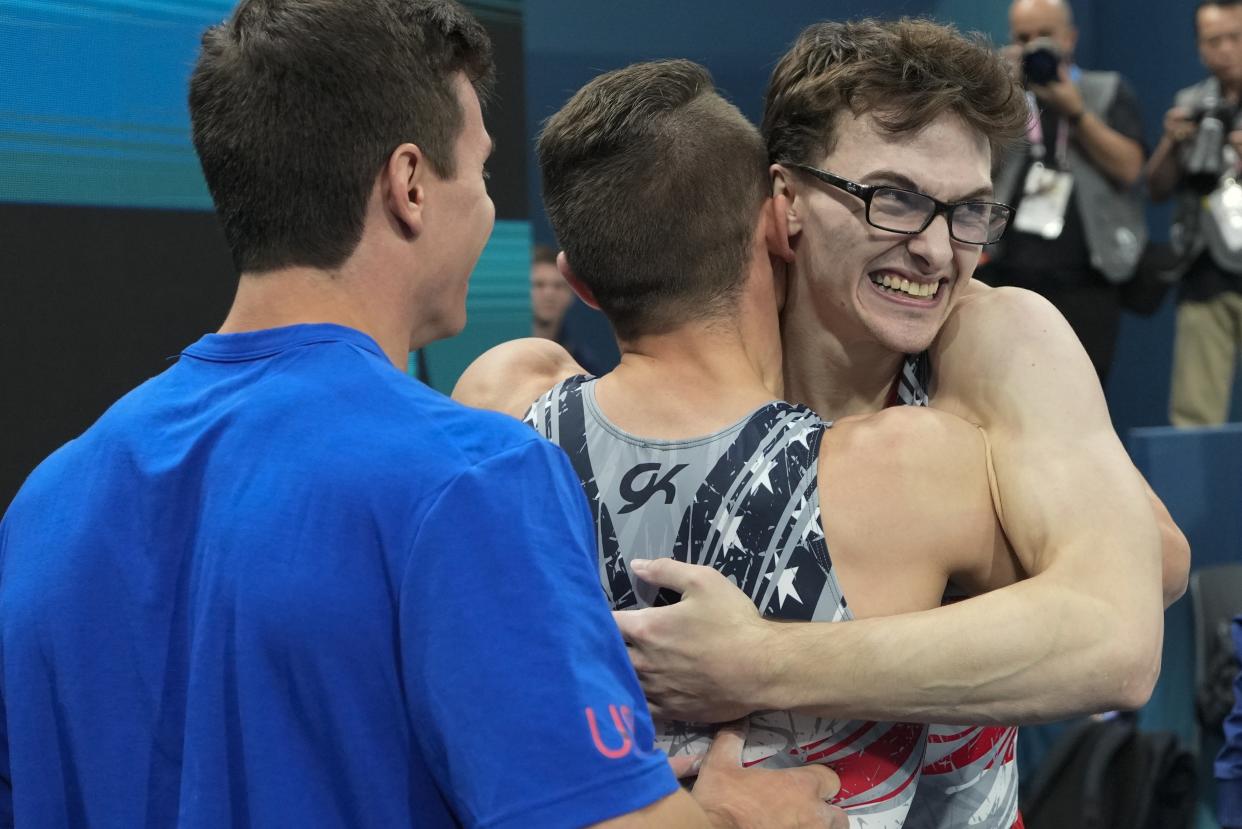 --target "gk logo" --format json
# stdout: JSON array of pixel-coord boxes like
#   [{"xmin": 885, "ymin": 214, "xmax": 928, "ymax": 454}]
[{"xmin": 618, "ymin": 463, "xmax": 687, "ymax": 514}]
